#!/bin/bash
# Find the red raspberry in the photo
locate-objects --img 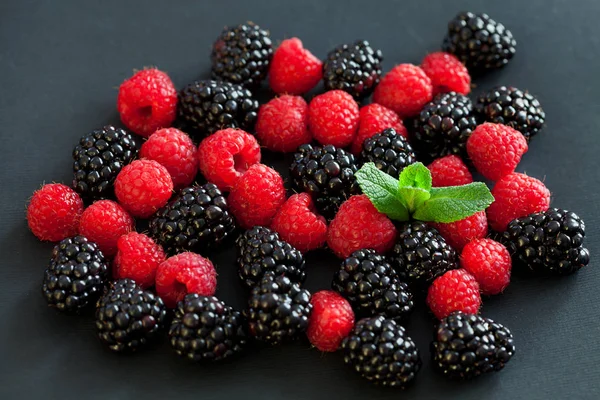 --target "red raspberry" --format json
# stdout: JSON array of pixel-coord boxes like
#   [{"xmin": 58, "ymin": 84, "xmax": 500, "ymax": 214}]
[
  {"xmin": 197, "ymin": 128, "xmax": 261, "ymax": 192},
  {"xmin": 426, "ymin": 269, "xmax": 481, "ymax": 319},
  {"xmin": 373, "ymin": 64, "xmax": 433, "ymax": 118},
  {"xmin": 114, "ymin": 159, "xmax": 173, "ymax": 218},
  {"xmin": 26, "ymin": 184, "xmax": 84, "ymax": 242},
  {"xmin": 269, "ymin": 38, "xmax": 323, "ymax": 95},
  {"xmin": 139, "ymin": 128, "xmax": 197, "ymax": 189},
  {"xmin": 350, "ymin": 104, "xmax": 408, "ymax": 155},
  {"xmin": 308, "ymin": 90, "xmax": 359, "ymax": 148},
  {"xmin": 255, "ymin": 95, "xmax": 312, "ymax": 152},
  {"xmin": 79, "ymin": 200, "xmax": 134, "ymax": 256},
  {"xmin": 420, "ymin": 52, "xmax": 471, "ymax": 96},
  {"xmin": 467, "ymin": 123, "xmax": 528, "ymax": 181},
  {"xmin": 327, "ymin": 195, "xmax": 397, "ymax": 258},
  {"xmin": 487, "ymin": 173, "xmax": 551, "ymax": 231},
  {"xmin": 428, "ymin": 155, "xmax": 473, "ymax": 187},
  {"xmin": 461, "ymin": 239, "xmax": 511, "ymax": 295},
  {"xmin": 433, "ymin": 211, "xmax": 488, "ymax": 252},
  {"xmin": 113, "ymin": 232, "xmax": 166, "ymax": 289},
  {"xmin": 117, "ymin": 68, "xmax": 177, "ymax": 137},
  {"xmin": 155, "ymin": 253, "xmax": 217, "ymax": 308},
  {"xmin": 229, "ymin": 164, "xmax": 286, "ymax": 229},
  {"xmin": 306, "ymin": 290, "xmax": 355, "ymax": 352},
  {"xmin": 271, "ymin": 193, "xmax": 327, "ymax": 253}
]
